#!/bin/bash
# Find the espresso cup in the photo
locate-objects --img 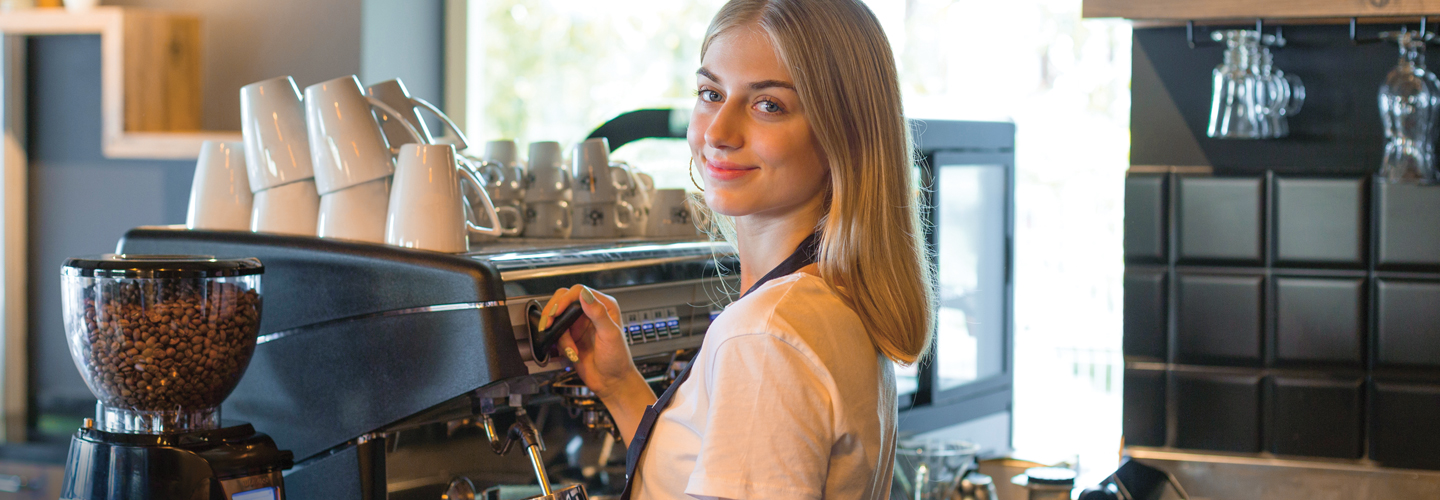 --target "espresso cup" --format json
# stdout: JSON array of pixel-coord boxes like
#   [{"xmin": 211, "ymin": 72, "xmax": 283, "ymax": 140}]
[
  {"xmin": 366, "ymin": 78, "xmax": 471, "ymax": 150},
  {"xmin": 386, "ymin": 144, "xmax": 508, "ymax": 252},
  {"xmin": 480, "ymin": 140, "xmax": 527, "ymax": 203},
  {"xmin": 571, "ymin": 138, "xmax": 633, "ymax": 204},
  {"xmin": 240, "ymin": 76, "xmax": 314, "ymax": 192},
  {"xmin": 571, "ymin": 201, "xmax": 635, "ymax": 239},
  {"xmin": 305, "ymin": 75, "xmax": 423, "ymax": 196},
  {"xmin": 250, "ymin": 179, "xmax": 320, "ymax": 235},
  {"xmin": 613, "ymin": 164, "xmax": 649, "ymax": 237},
  {"xmin": 647, "ymin": 189, "xmax": 701, "ymax": 237},
  {"xmin": 186, "ymin": 141, "xmax": 253, "ymax": 231},
  {"xmin": 317, "ymin": 176, "xmax": 391, "ymax": 243},
  {"xmin": 525, "ymin": 142, "xmax": 572, "ymax": 203},
  {"xmin": 523, "ymin": 200, "xmax": 571, "ymax": 239}
]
